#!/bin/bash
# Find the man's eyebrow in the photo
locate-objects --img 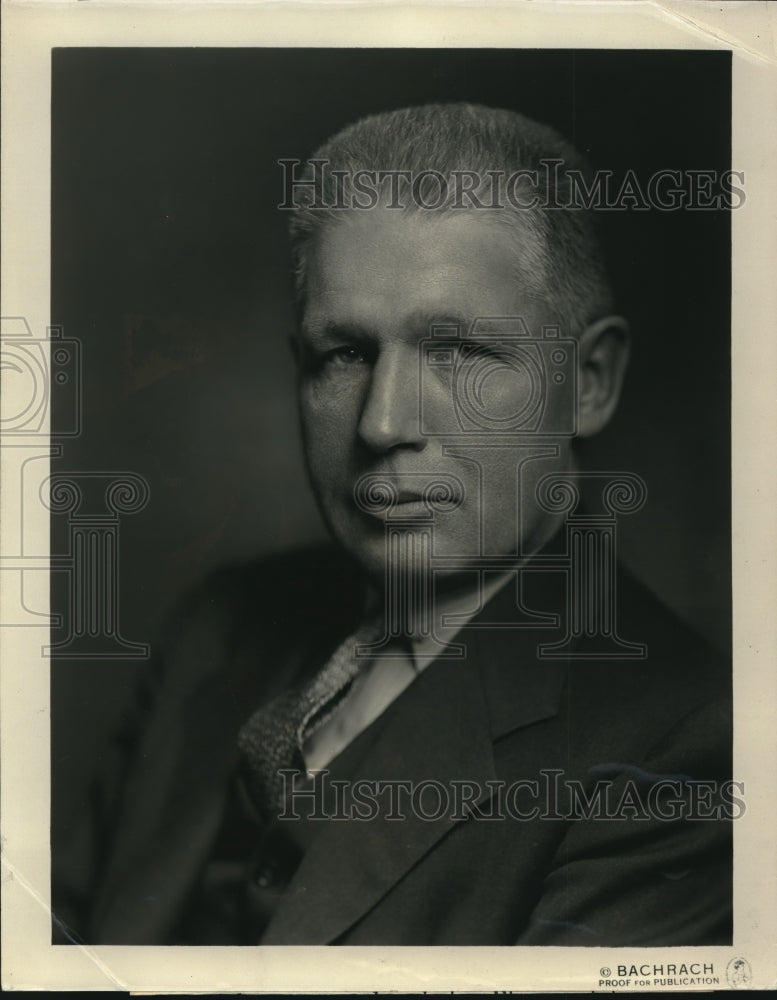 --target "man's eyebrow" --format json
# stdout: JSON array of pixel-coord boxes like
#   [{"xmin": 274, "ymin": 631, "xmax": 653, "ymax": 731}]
[
  {"xmin": 301, "ymin": 311, "xmax": 470, "ymax": 340},
  {"xmin": 405, "ymin": 310, "xmax": 468, "ymax": 335},
  {"xmin": 301, "ymin": 320, "xmax": 376, "ymax": 343}
]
